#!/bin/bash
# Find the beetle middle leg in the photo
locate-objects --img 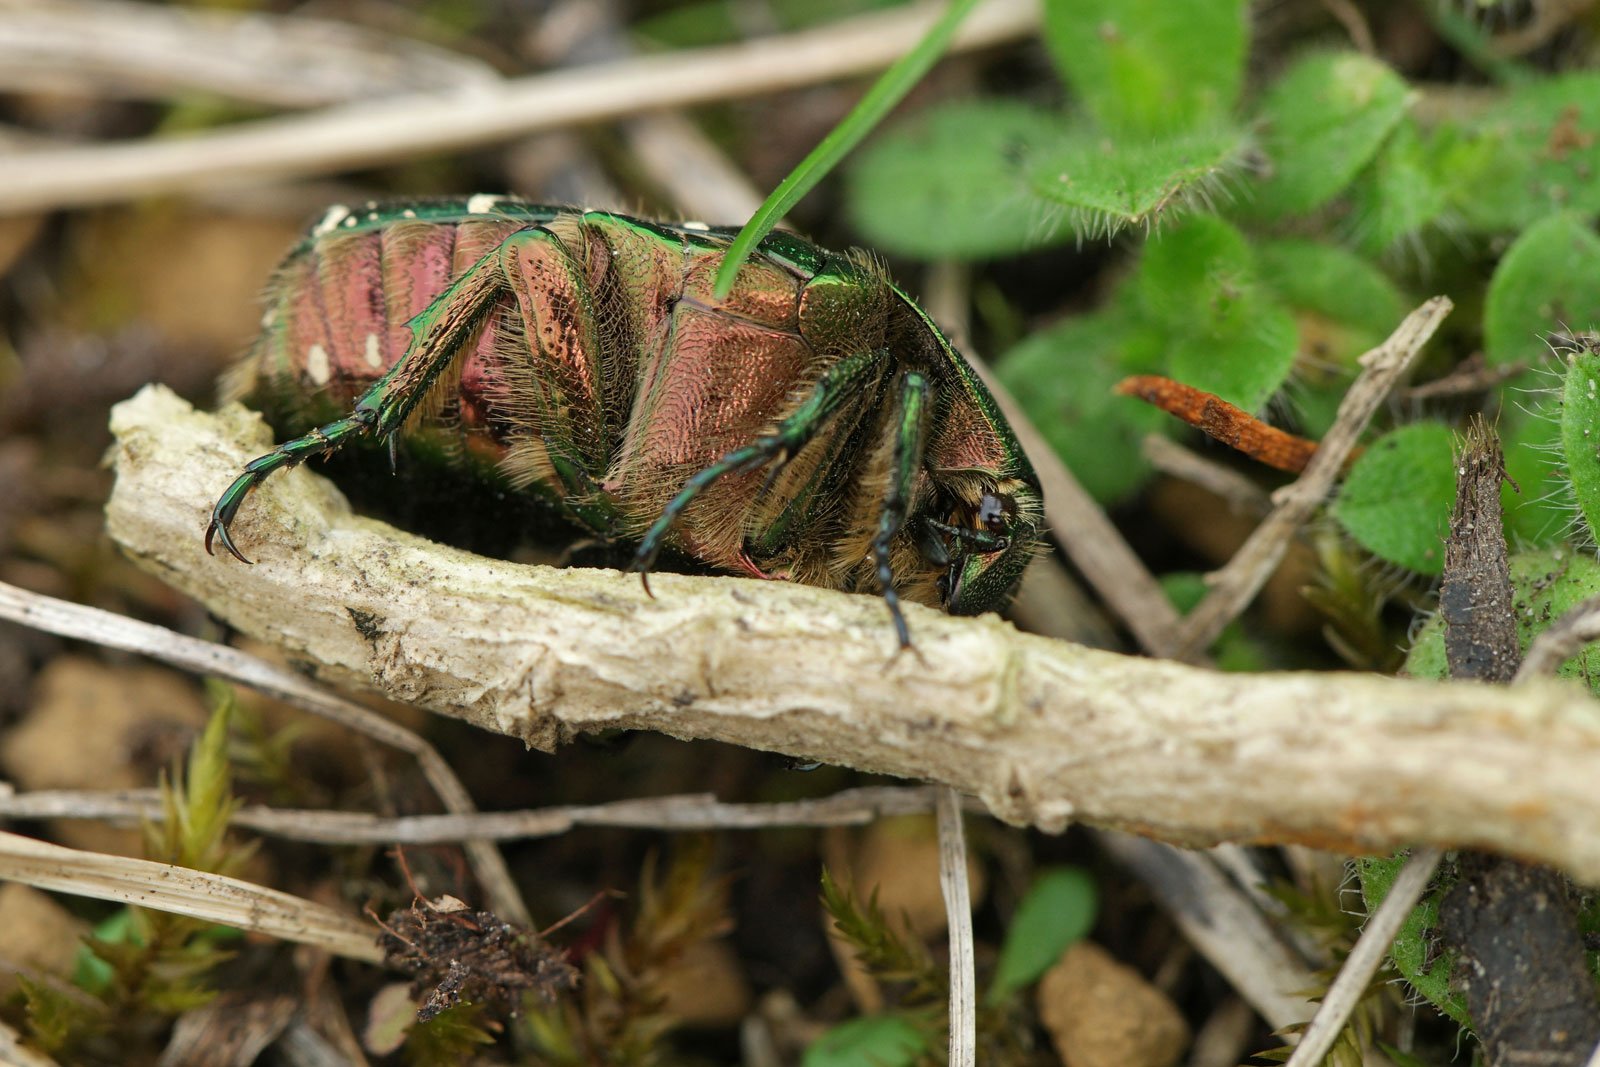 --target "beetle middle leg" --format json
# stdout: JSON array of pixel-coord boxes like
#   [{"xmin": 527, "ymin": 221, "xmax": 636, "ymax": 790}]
[
  {"xmin": 208, "ymin": 226, "xmax": 606, "ymax": 561},
  {"xmin": 628, "ymin": 347, "xmax": 887, "ymax": 588}
]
